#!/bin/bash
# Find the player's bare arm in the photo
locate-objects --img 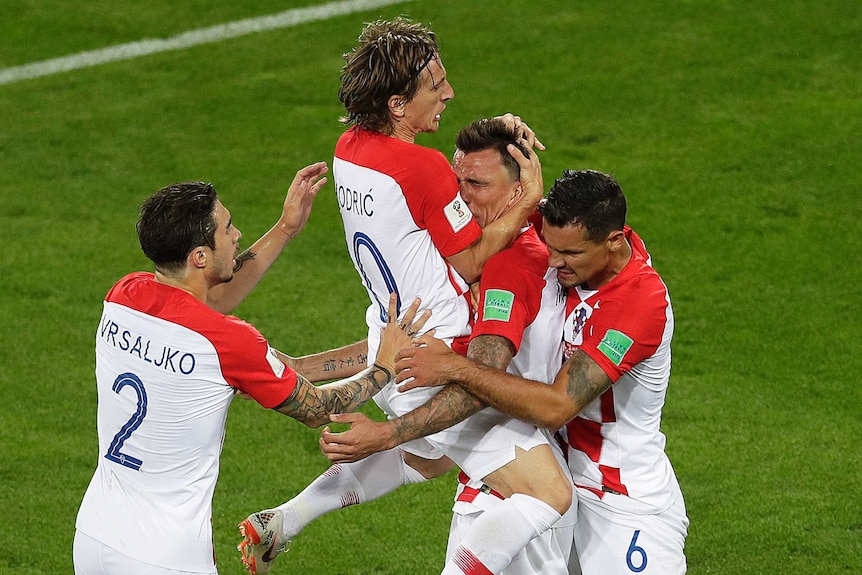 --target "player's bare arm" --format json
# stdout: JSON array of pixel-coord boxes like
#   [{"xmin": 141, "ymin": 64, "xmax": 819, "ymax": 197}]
[
  {"xmin": 396, "ymin": 335, "xmax": 612, "ymax": 429},
  {"xmin": 444, "ymin": 142, "xmax": 543, "ymax": 283},
  {"xmin": 207, "ymin": 161, "xmax": 328, "ymax": 314},
  {"xmin": 276, "ymin": 294, "xmax": 429, "ymax": 428},
  {"xmin": 275, "ymin": 368, "xmax": 391, "ymax": 428},
  {"xmin": 319, "ymin": 383, "xmax": 484, "ymax": 462},
  {"xmin": 280, "ymin": 340, "xmax": 369, "ymax": 383},
  {"xmin": 320, "ymin": 334, "xmax": 513, "ymax": 462},
  {"xmin": 561, "ymin": 350, "xmax": 613, "ymax": 415}
]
